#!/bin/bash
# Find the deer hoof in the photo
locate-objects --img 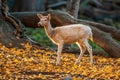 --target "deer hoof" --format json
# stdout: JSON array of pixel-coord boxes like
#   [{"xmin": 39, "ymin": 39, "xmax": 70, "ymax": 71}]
[
  {"xmin": 56, "ymin": 60, "xmax": 60, "ymax": 66},
  {"xmin": 75, "ymin": 60, "xmax": 80, "ymax": 64},
  {"xmin": 56, "ymin": 62, "xmax": 60, "ymax": 65},
  {"xmin": 90, "ymin": 62, "xmax": 94, "ymax": 66}
]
